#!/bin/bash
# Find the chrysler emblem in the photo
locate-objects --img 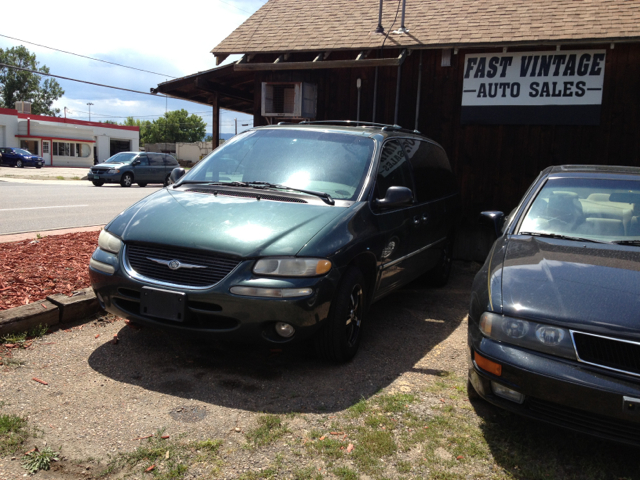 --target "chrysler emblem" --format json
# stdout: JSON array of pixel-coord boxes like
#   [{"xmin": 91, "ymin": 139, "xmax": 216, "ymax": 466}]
[{"xmin": 147, "ymin": 257, "xmax": 207, "ymax": 270}]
